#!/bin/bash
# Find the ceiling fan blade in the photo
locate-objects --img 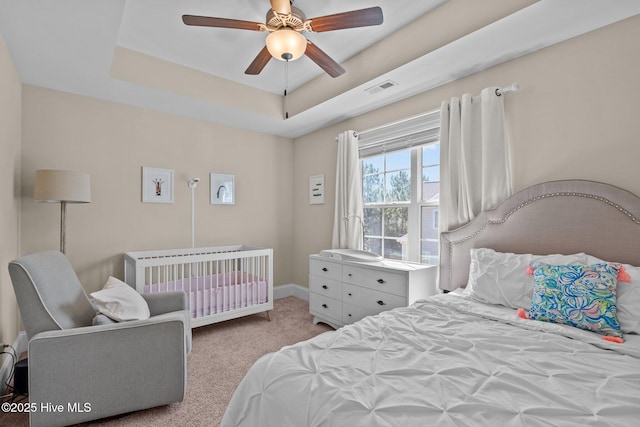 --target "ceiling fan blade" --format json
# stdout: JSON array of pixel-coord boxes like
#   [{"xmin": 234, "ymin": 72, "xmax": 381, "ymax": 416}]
[
  {"xmin": 182, "ymin": 15, "xmax": 263, "ymax": 31},
  {"xmin": 308, "ymin": 7, "xmax": 383, "ymax": 33},
  {"xmin": 245, "ymin": 46, "xmax": 273, "ymax": 75},
  {"xmin": 270, "ymin": 0, "xmax": 291, "ymax": 15},
  {"xmin": 304, "ymin": 42, "xmax": 345, "ymax": 78}
]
